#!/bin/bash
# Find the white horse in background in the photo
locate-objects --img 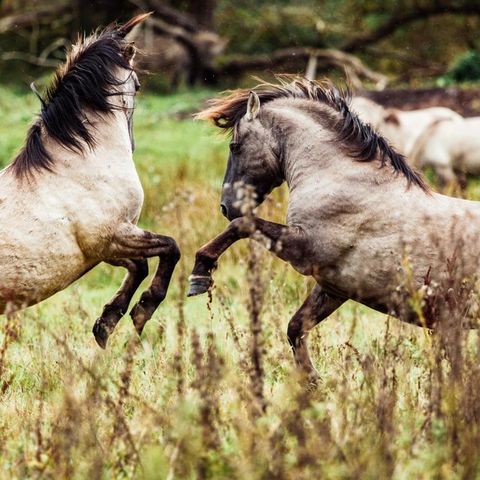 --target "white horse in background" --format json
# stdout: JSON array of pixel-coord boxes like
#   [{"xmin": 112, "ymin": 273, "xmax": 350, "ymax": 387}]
[
  {"xmin": 0, "ymin": 14, "xmax": 180, "ymax": 348},
  {"xmin": 350, "ymin": 96, "xmax": 462, "ymax": 158},
  {"xmin": 410, "ymin": 116, "xmax": 480, "ymax": 186}
]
